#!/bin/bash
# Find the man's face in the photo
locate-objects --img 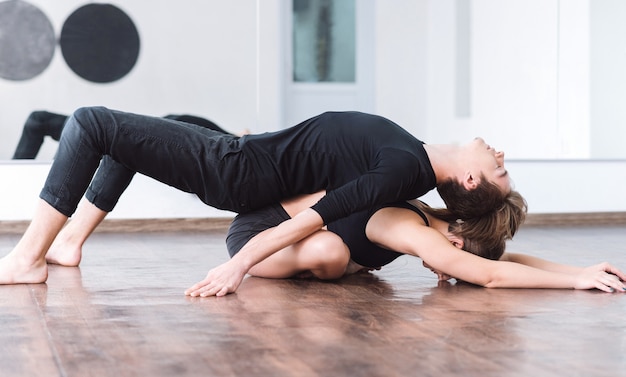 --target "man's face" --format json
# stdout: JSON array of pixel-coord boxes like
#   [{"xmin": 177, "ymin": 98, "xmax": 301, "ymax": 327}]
[{"xmin": 464, "ymin": 137, "xmax": 511, "ymax": 194}]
